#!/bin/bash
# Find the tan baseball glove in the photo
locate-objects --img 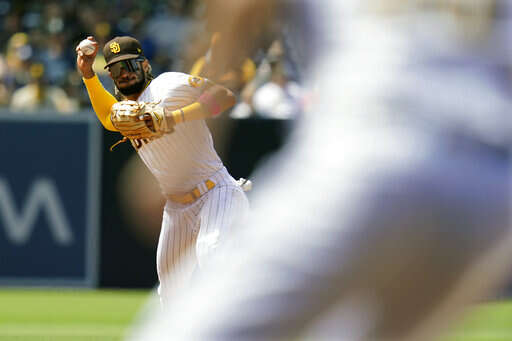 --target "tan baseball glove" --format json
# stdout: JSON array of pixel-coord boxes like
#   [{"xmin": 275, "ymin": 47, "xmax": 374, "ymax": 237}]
[{"xmin": 110, "ymin": 100, "xmax": 174, "ymax": 140}]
